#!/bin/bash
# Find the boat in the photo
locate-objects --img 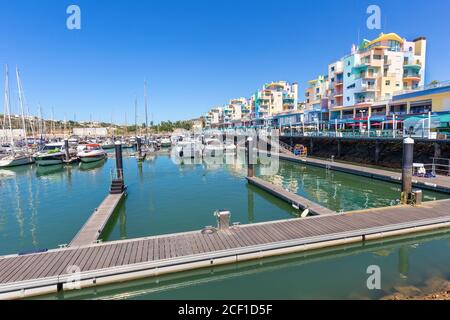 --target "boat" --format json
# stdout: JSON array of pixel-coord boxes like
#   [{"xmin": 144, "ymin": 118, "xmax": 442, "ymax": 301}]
[
  {"xmin": 101, "ymin": 140, "xmax": 115, "ymax": 149},
  {"xmin": 204, "ymin": 138, "xmax": 224, "ymax": 157},
  {"xmin": 224, "ymin": 143, "xmax": 237, "ymax": 155},
  {"xmin": 77, "ymin": 144, "xmax": 107, "ymax": 163},
  {"xmin": 33, "ymin": 143, "xmax": 66, "ymax": 166},
  {"xmin": 160, "ymin": 137, "xmax": 172, "ymax": 148},
  {"xmin": 175, "ymin": 139, "xmax": 201, "ymax": 158},
  {"xmin": 0, "ymin": 152, "xmax": 34, "ymax": 168}
]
